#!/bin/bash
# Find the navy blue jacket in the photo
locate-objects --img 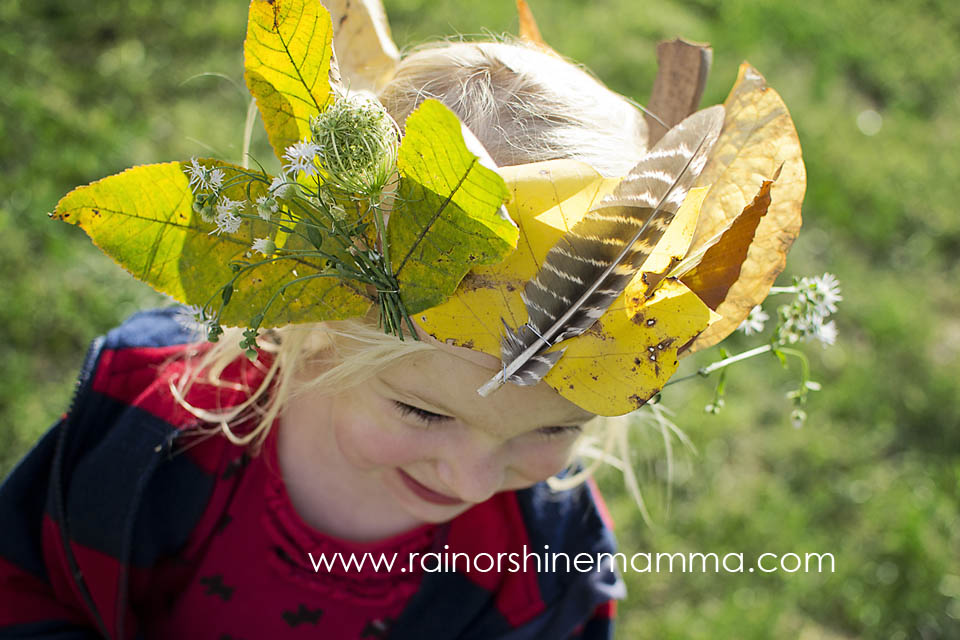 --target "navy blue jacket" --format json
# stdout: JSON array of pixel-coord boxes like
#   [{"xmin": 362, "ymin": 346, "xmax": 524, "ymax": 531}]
[{"xmin": 0, "ymin": 307, "xmax": 624, "ymax": 639}]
